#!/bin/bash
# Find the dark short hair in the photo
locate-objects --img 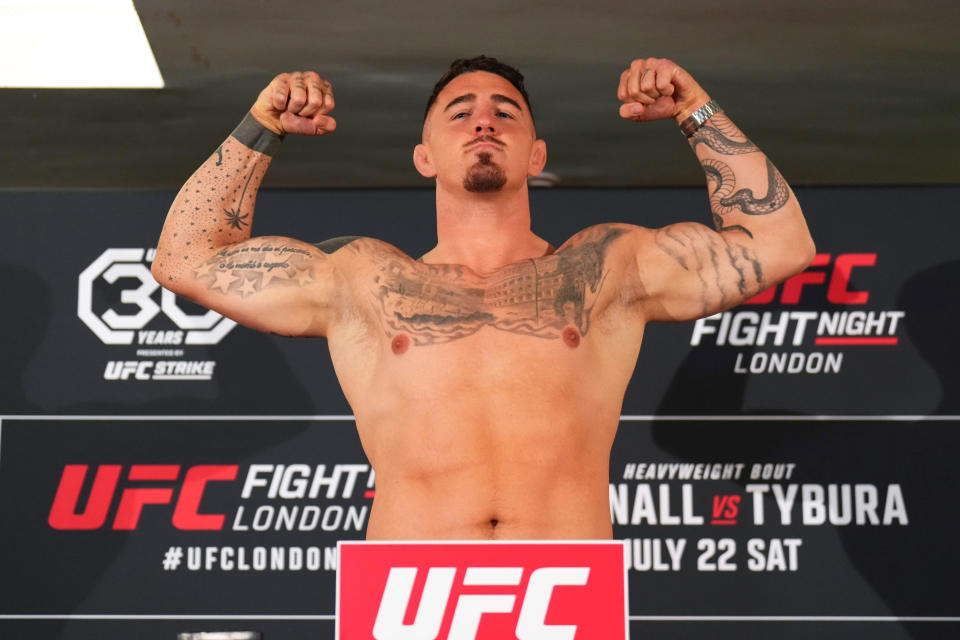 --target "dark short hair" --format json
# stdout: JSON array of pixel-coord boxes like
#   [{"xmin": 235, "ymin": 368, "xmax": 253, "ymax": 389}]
[{"xmin": 424, "ymin": 55, "xmax": 533, "ymax": 123}]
